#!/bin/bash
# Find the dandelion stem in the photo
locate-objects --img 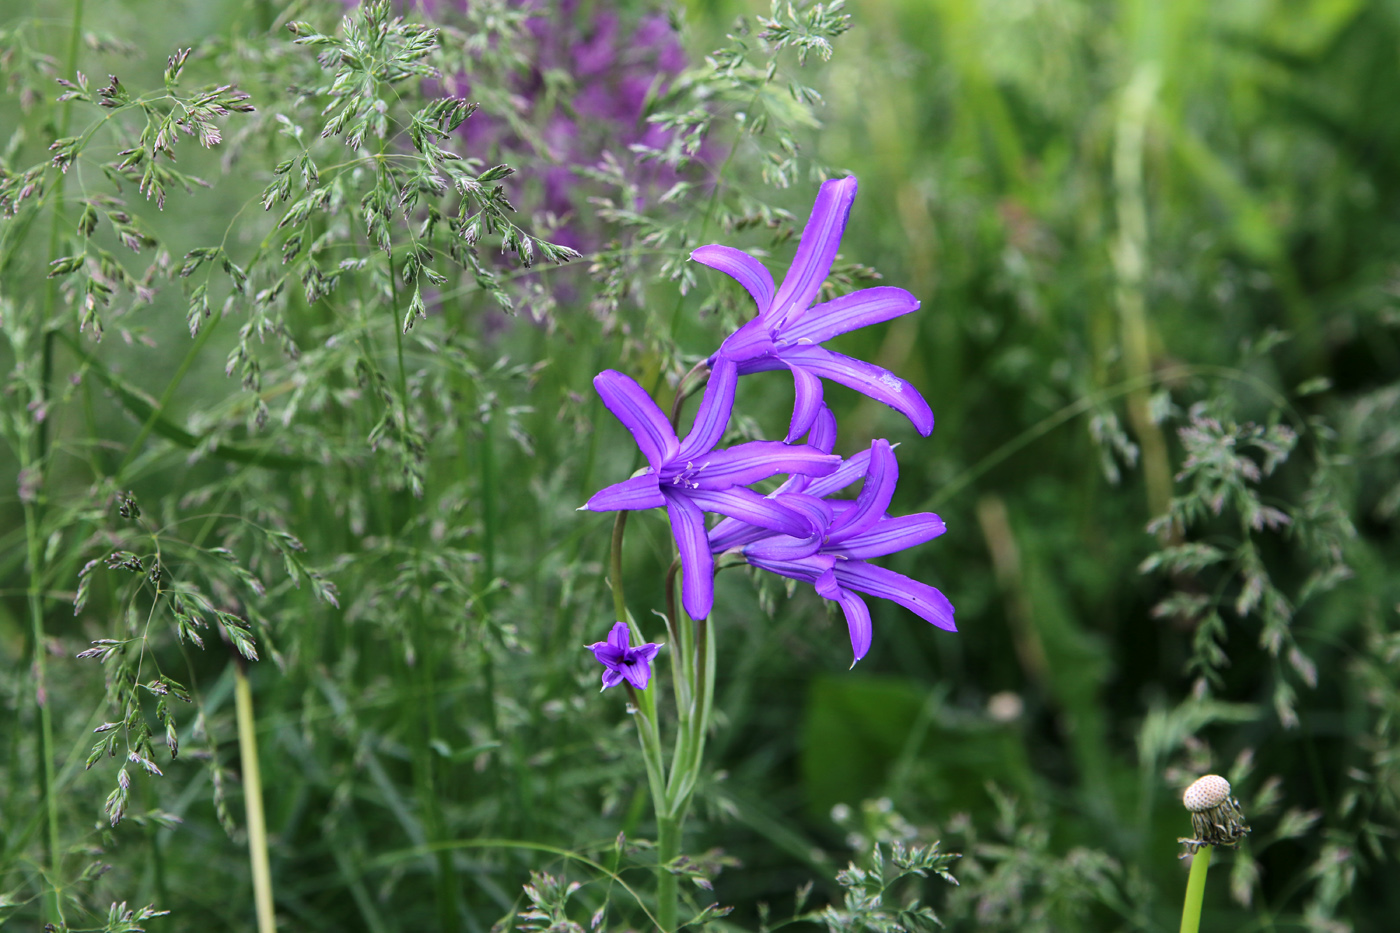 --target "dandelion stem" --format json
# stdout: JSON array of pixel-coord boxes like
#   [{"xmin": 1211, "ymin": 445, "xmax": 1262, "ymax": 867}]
[
  {"xmin": 1179, "ymin": 845, "xmax": 1213, "ymax": 933},
  {"xmin": 234, "ymin": 658, "xmax": 277, "ymax": 933}
]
